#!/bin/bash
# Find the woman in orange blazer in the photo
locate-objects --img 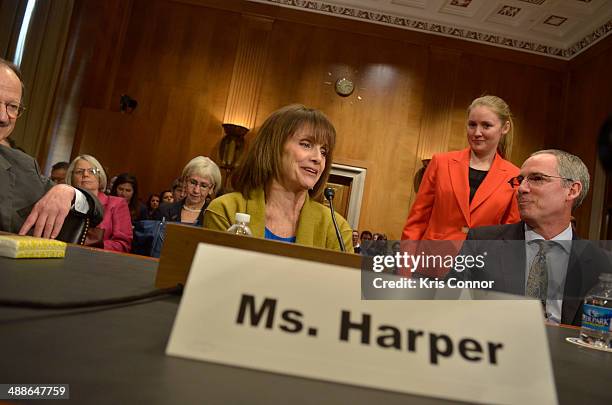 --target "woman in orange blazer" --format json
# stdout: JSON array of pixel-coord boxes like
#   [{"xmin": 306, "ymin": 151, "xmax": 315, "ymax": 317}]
[{"xmin": 402, "ymin": 95, "xmax": 520, "ymax": 240}]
